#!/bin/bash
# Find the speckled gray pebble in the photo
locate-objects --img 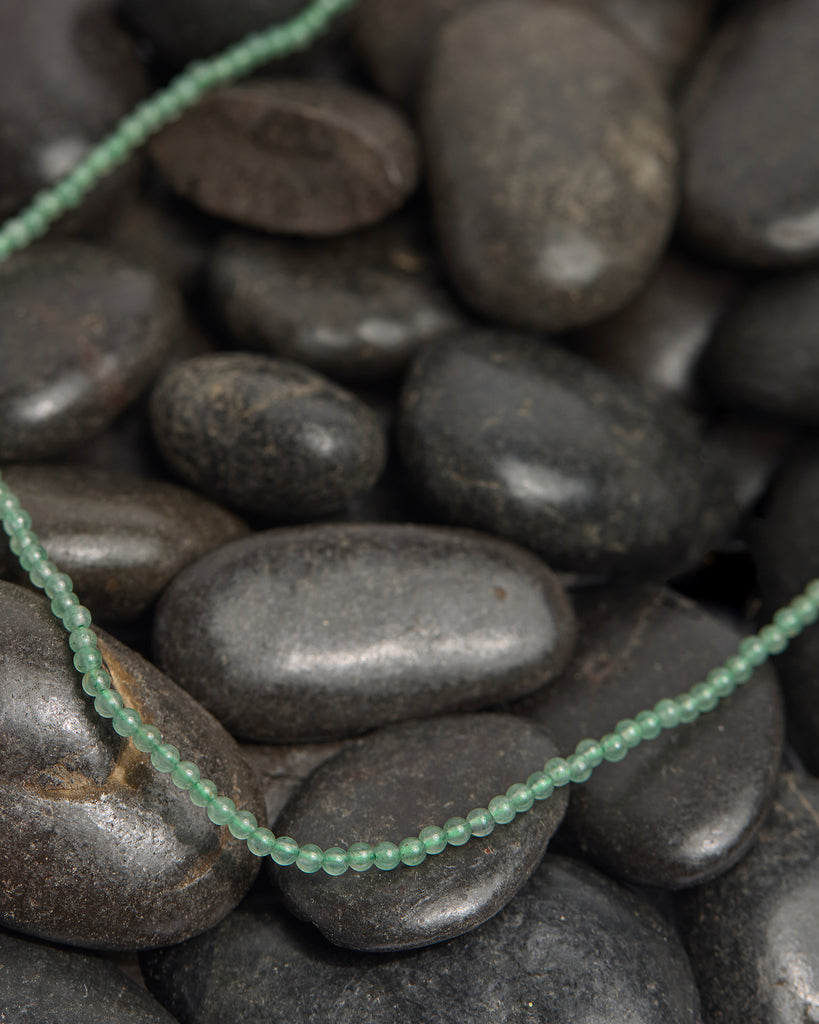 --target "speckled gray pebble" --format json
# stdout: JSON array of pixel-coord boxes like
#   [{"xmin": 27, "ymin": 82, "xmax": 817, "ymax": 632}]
[
  {"xmin": 153, "ymin": 523, "xmax": 577, "ymax": 741},
  {"xmin": 149, "ymin": 353, "xmax": 386, "ymax": 519},
  {"xmin": 273, "ymin": 714, "xmax": 568, "ymax": 951},
  {"xmin": 422, "ymin": 0, "xmax": 678, "ymax": 330},
  {"xmin": 0, "ymin": 581, "xmax": 262, "ymax": 951}
]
